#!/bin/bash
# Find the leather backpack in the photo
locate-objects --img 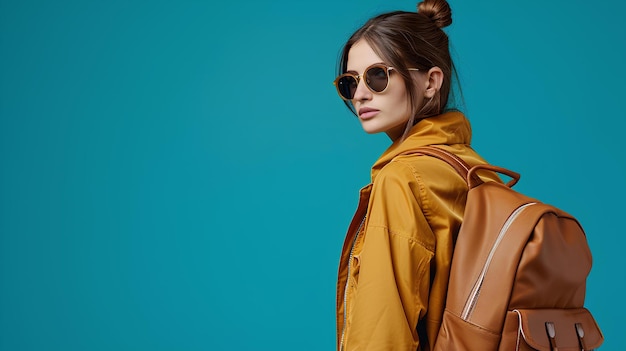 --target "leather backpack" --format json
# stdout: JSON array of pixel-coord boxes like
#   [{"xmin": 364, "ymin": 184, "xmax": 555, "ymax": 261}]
[{"xmin": 413, "ymin": 147, "xmax": 604, "ymax": 351}]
